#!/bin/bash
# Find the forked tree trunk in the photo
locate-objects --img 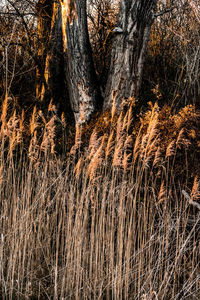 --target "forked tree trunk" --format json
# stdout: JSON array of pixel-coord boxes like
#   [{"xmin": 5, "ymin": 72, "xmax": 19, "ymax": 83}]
[
  {"xmin": 37, "ymin": 0, "xmax": 157, "ymax": 123},
  {"xmin": 104, "ymin": 0, "xmax": 157, "ymax": 109},
  {"xmin": 60, "ymin": 0, "xmax": 102, "ymax": 123}
]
